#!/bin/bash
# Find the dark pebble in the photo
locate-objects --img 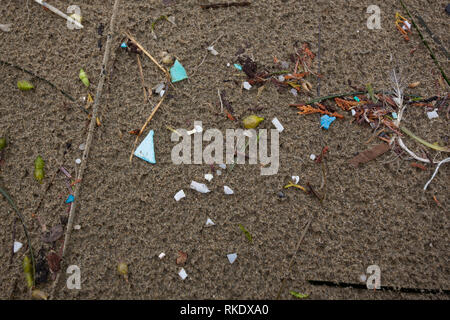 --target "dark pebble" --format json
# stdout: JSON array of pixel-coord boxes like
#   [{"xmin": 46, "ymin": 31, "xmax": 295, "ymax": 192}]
[
  {"xmin": 277, "ymin": 191, "xmax": 286, "ymax": 199},
  {"xmin": 446, "ymin": 4, "xmax": 450, "ymax": 15}
]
